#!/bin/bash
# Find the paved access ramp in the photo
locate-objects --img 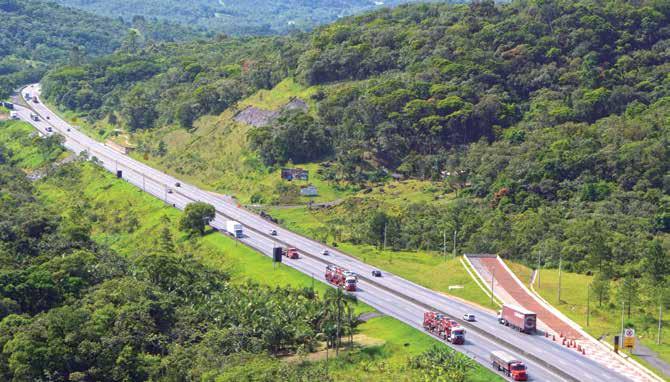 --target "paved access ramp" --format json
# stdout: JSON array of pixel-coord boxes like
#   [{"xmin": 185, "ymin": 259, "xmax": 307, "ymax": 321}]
[{"xmin": 465, "ymin": 254, "xmax": 663, "ymax": 382}]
